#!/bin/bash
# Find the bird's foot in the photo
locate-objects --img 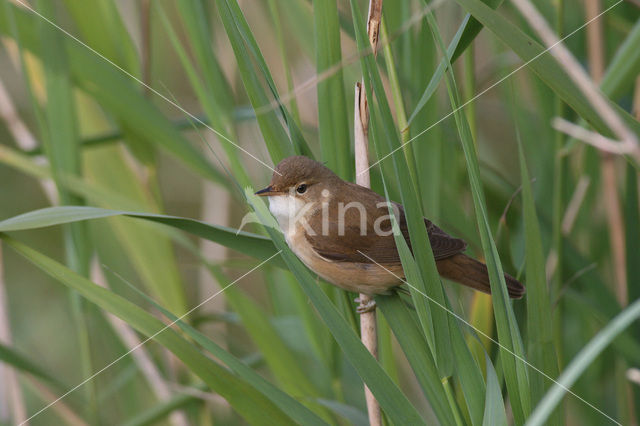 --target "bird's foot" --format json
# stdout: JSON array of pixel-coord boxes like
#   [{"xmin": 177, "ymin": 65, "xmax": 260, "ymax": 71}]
[{"xmin": 354, "ymin": 297, "xmax": 377, "ymax": 314}]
